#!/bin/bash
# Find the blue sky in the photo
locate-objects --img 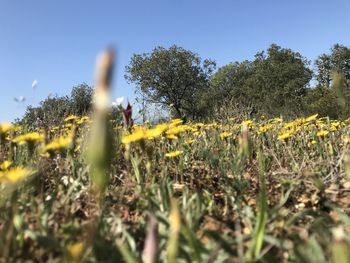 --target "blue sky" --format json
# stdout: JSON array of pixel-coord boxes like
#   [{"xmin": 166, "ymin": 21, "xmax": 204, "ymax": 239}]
[{"xmin": 1, "ymin": 0, "xmax": 350, "ymax": 122}]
